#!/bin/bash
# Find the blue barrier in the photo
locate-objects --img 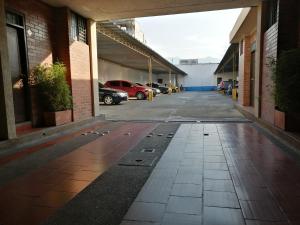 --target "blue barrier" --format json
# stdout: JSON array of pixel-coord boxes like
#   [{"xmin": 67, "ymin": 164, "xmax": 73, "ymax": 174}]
[{"xmin": 183, "ymin": 86, "xmax": 217, "ymax": 91}]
